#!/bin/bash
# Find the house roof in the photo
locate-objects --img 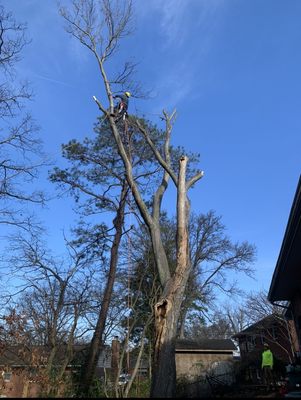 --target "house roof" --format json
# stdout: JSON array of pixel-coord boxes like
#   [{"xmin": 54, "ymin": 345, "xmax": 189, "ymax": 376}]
[
  {"xmin": 0, "ymin": 344, "xmax": 90, "ymax": 367},
  {"xmin": 232, "ymin": 315, "xmax": 281, "ymax": 339},
  {"xmin": 0, "ymin": 347, "xmax": 27, "ymax": 366},
  {"xmin": 175, "ymin": 338, "xmax": 236, "ymax": 351},
  {"xmin": 268, "ymin": 175, "xmax": 301, "ymax": 302}
]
